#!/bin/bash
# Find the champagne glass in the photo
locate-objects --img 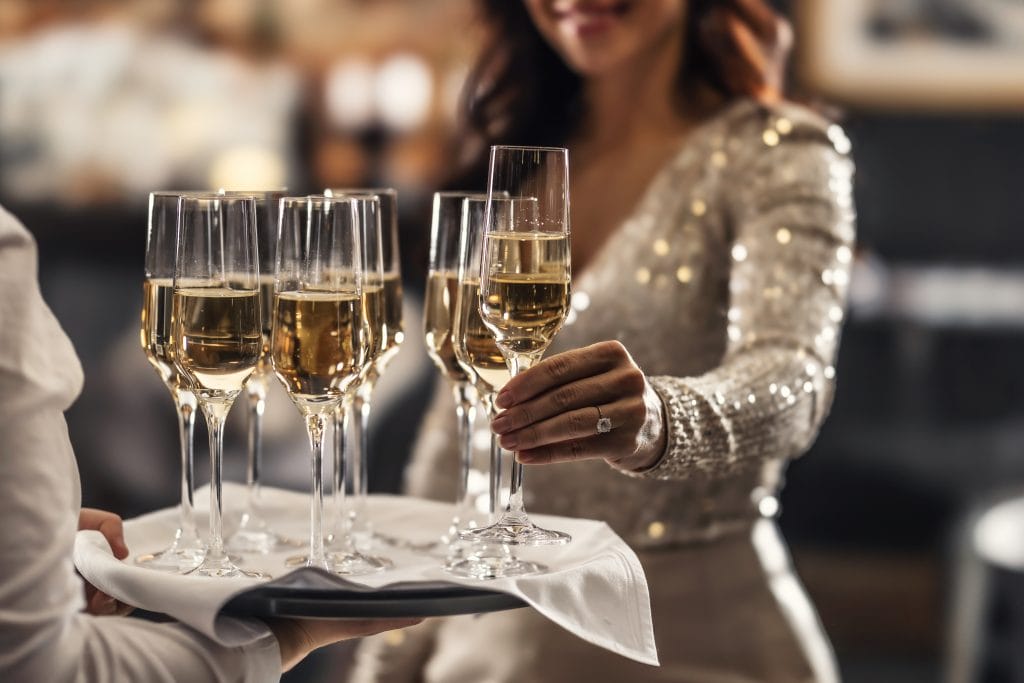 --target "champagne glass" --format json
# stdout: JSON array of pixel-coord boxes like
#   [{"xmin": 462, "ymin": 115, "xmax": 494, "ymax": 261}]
[
  {"xmin": 219, "ymin": 190, "xmax": 297, "ymax": 554},
  {"xmin": 326, "ymin": 188, "xmax": 403, "ymax": 545},
  {"xmin": 272, "ymin": 196, "xmax": 383, "ymax": 574},
  {"xmin": 136, "ymin": 191, "xmax": 205, "ymax": 572},
  {"xmin": 462, "ymin": 146, "xmax": 573, "ymax": 547},
  {"xmin": 446, "ymin": 196, "xmax": 542, "ymax": 579},
  {"xmin": 325, "ymin": 195, "xmax": 392, "ymax": 573},
  {"xmin": 172, "ymin": 194, "xmax": 267, "ymax": 579},
  {"xmin": 425, "ymin": 192, "xmax": 487, "ymax": 544}
]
